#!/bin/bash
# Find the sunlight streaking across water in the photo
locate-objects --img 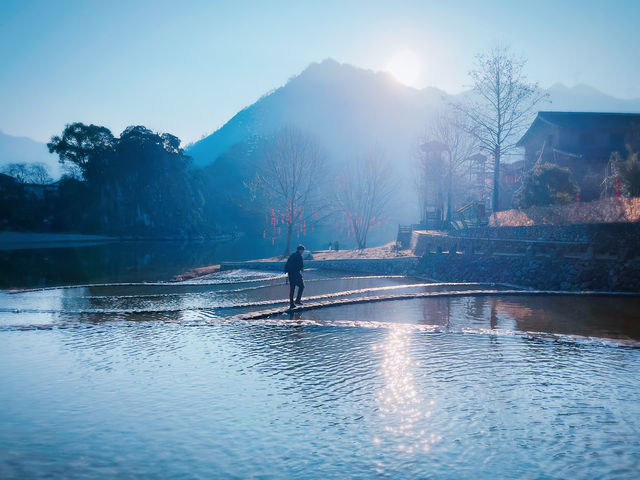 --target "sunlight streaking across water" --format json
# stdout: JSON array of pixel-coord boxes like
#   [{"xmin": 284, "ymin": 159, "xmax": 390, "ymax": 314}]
[{"xmin": 374, "ymin": 325, "xmax": 442, "ymax": 457}]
